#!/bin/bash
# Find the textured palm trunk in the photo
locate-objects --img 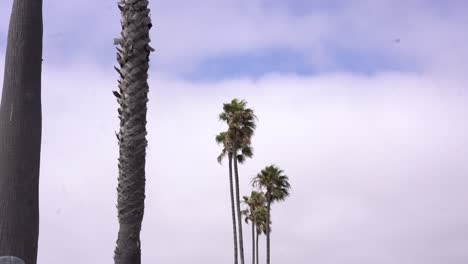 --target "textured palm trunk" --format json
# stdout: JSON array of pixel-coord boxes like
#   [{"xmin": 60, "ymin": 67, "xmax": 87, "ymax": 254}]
[
  {"xmin": 255, "ymin": 229, "xmax": 259, "ymax": 264},
  {"xmin": 228, "ymin": 154, "xmax": 239, "ymax": 264},
  {"xmin": 0, "ymin": 1, "xmax": 43, "ymax": 263},
  {"xmin": 233, "ymin": 146, "xmax": 245, "ymax": 264},
  {"xmin": 266, "ymin": 200, "xmax": 271, "ymax": 264},
  {"xmin": 251, "ymin": 221, "xmax": 255, "ymax": 264},
  {"xmin": 113, "ymin": 0, "xmax": 153, "ymax": 263}
]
